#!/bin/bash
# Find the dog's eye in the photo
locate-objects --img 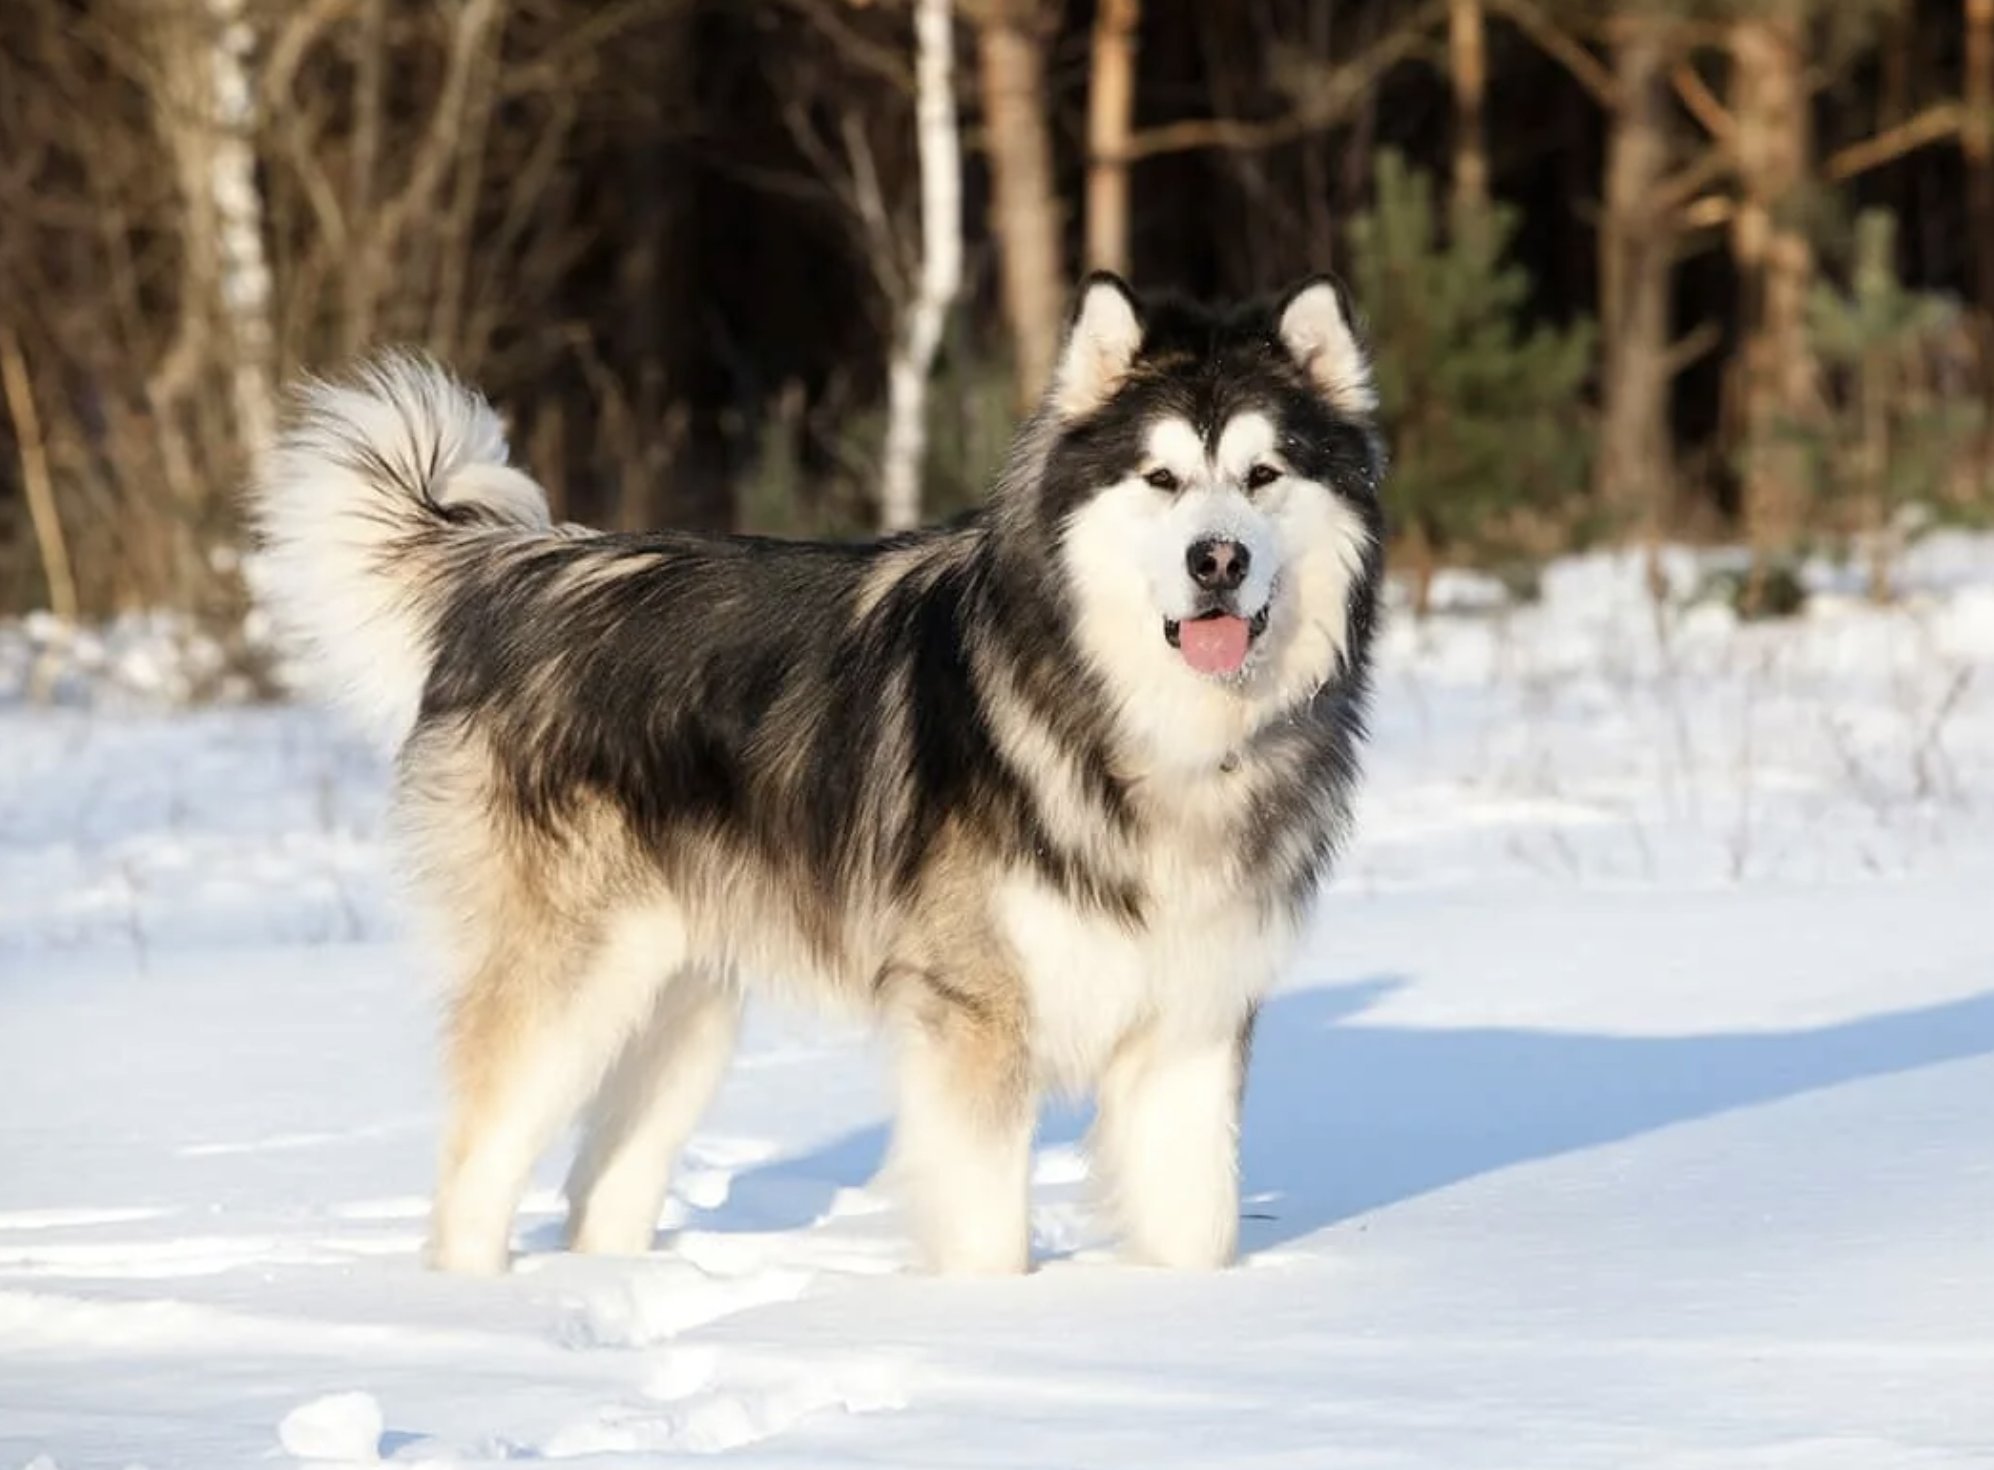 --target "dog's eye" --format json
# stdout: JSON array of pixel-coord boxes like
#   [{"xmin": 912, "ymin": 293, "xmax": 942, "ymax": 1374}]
[
  {"xmin": 1245, "ymin": 464, "xmax": 1281, "ymax": 491},
  {"xmin": 1143, "ymin": 467, "xmax": 1180, "ymax": 491}
]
